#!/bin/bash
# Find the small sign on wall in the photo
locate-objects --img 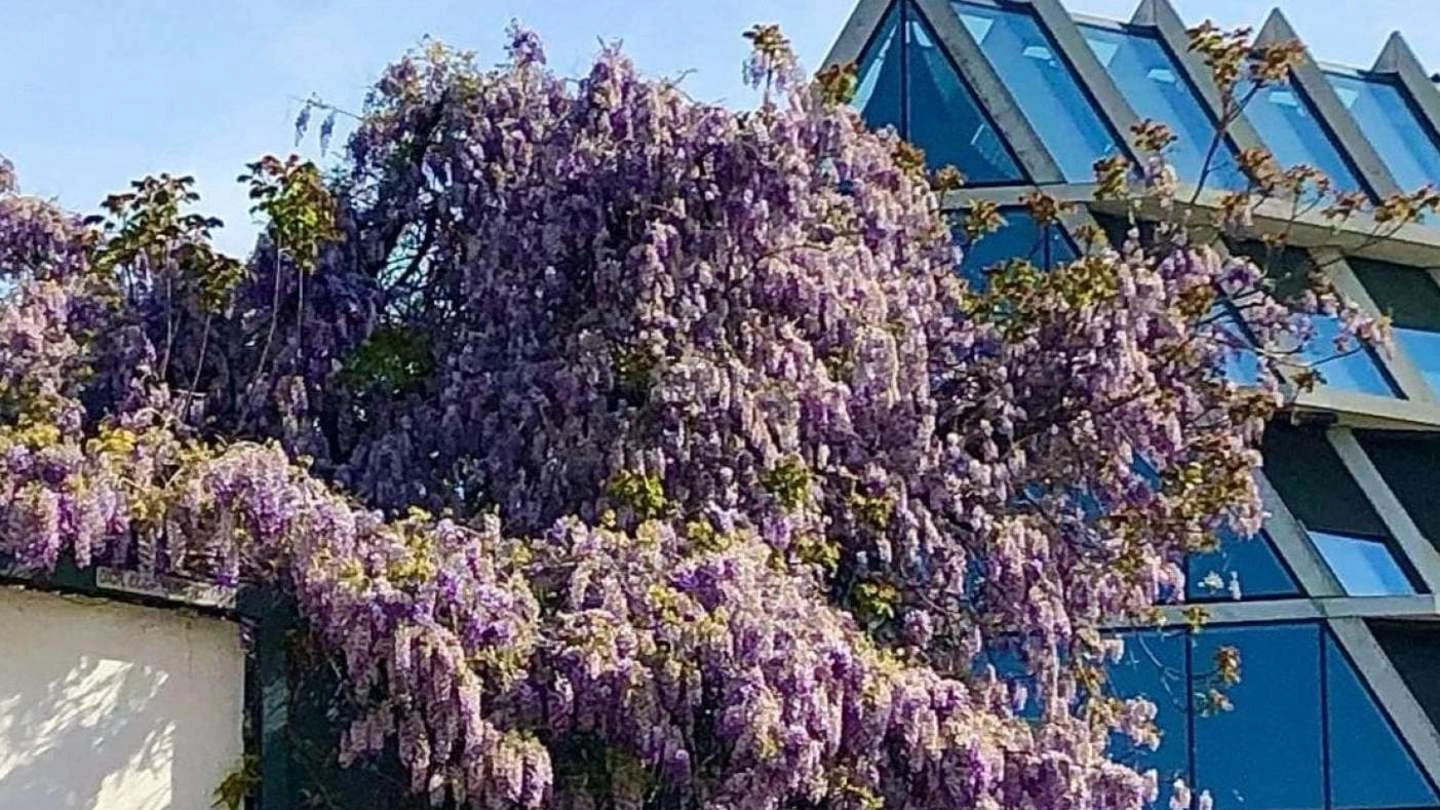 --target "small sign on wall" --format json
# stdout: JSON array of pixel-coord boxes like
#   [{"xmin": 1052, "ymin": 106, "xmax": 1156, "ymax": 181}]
[{"xmin": 94, "ymin": 568, "xmax": 237, "ymax": 611}]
